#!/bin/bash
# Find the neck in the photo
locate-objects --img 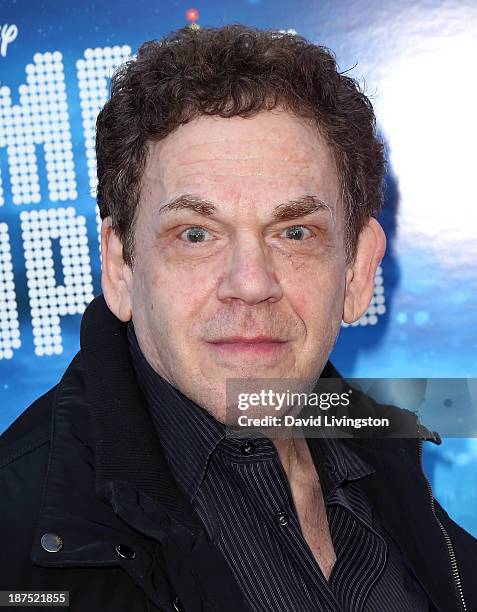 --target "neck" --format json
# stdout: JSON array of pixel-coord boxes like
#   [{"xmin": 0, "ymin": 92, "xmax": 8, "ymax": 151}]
[{"xmin": 273, "ymin": 436, "xmax": 314, "ymax": 483}]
